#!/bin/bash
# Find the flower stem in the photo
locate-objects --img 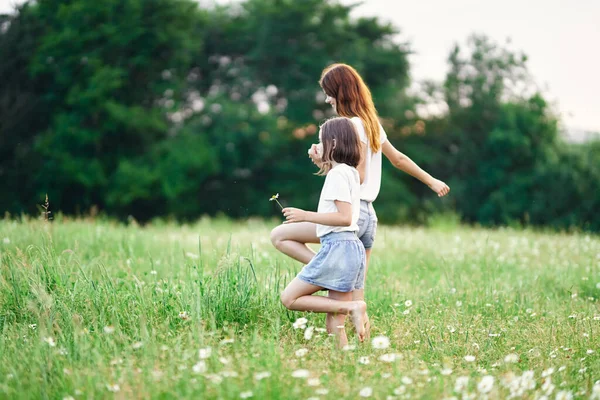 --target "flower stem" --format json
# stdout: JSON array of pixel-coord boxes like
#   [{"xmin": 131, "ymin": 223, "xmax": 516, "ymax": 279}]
[{"xmin": 274, "ymin": 199, "xmax": 284, "ymax": 210}]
